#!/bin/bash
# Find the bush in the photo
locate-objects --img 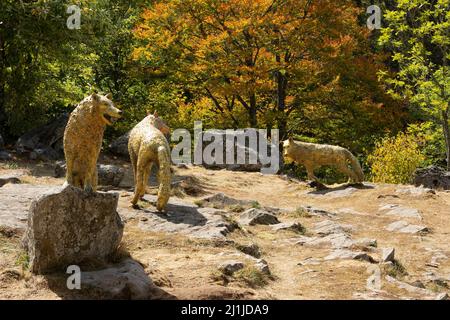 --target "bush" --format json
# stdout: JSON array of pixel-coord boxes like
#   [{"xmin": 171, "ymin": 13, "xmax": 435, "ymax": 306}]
[
  {"xmin": 367, "ymin": 132, "xmax": 425, "ymax": 184},
  {"xmin": 407, "ymin": 122, "xmax": 447, "ymax": 168}
]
